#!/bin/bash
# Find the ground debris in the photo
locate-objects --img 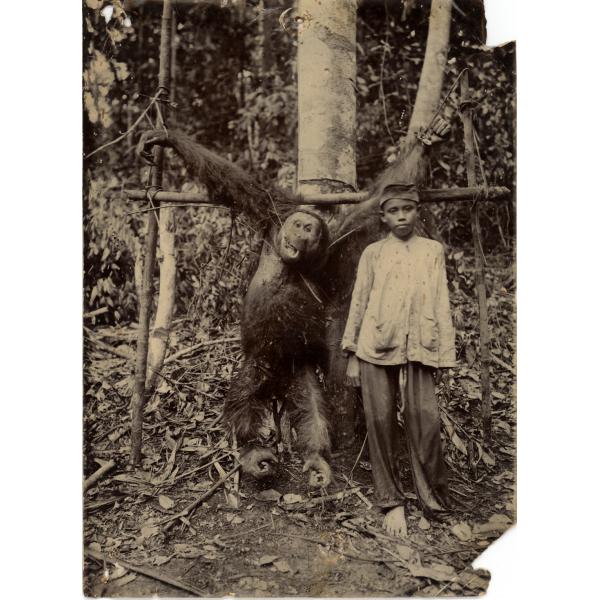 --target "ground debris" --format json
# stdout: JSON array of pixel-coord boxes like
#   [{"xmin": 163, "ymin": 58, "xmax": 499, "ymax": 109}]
[{"xmin": 84, "ymin": 291, "xmax": 514, "ymax": 597}]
